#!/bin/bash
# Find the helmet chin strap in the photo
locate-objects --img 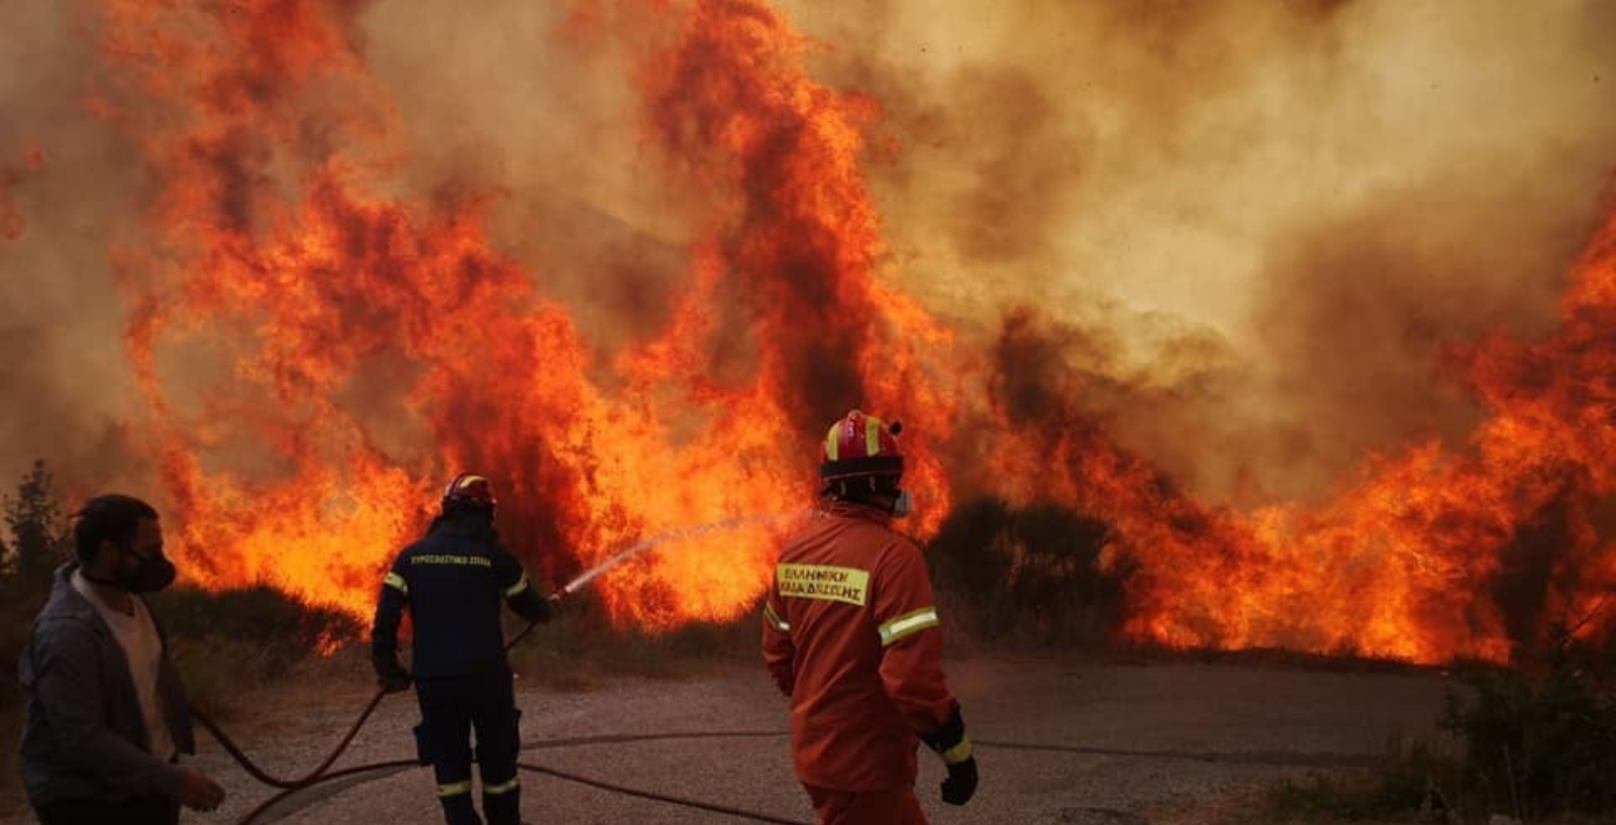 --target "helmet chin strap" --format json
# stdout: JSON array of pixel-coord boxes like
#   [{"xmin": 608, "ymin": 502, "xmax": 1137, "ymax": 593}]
[
  {"xmin": 892, "ymin": 490, "xmax": 913, "ymax": 518},
  {"xmin": 827, "ymin": 478, "xmax": 911, "ymax": 518}
]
